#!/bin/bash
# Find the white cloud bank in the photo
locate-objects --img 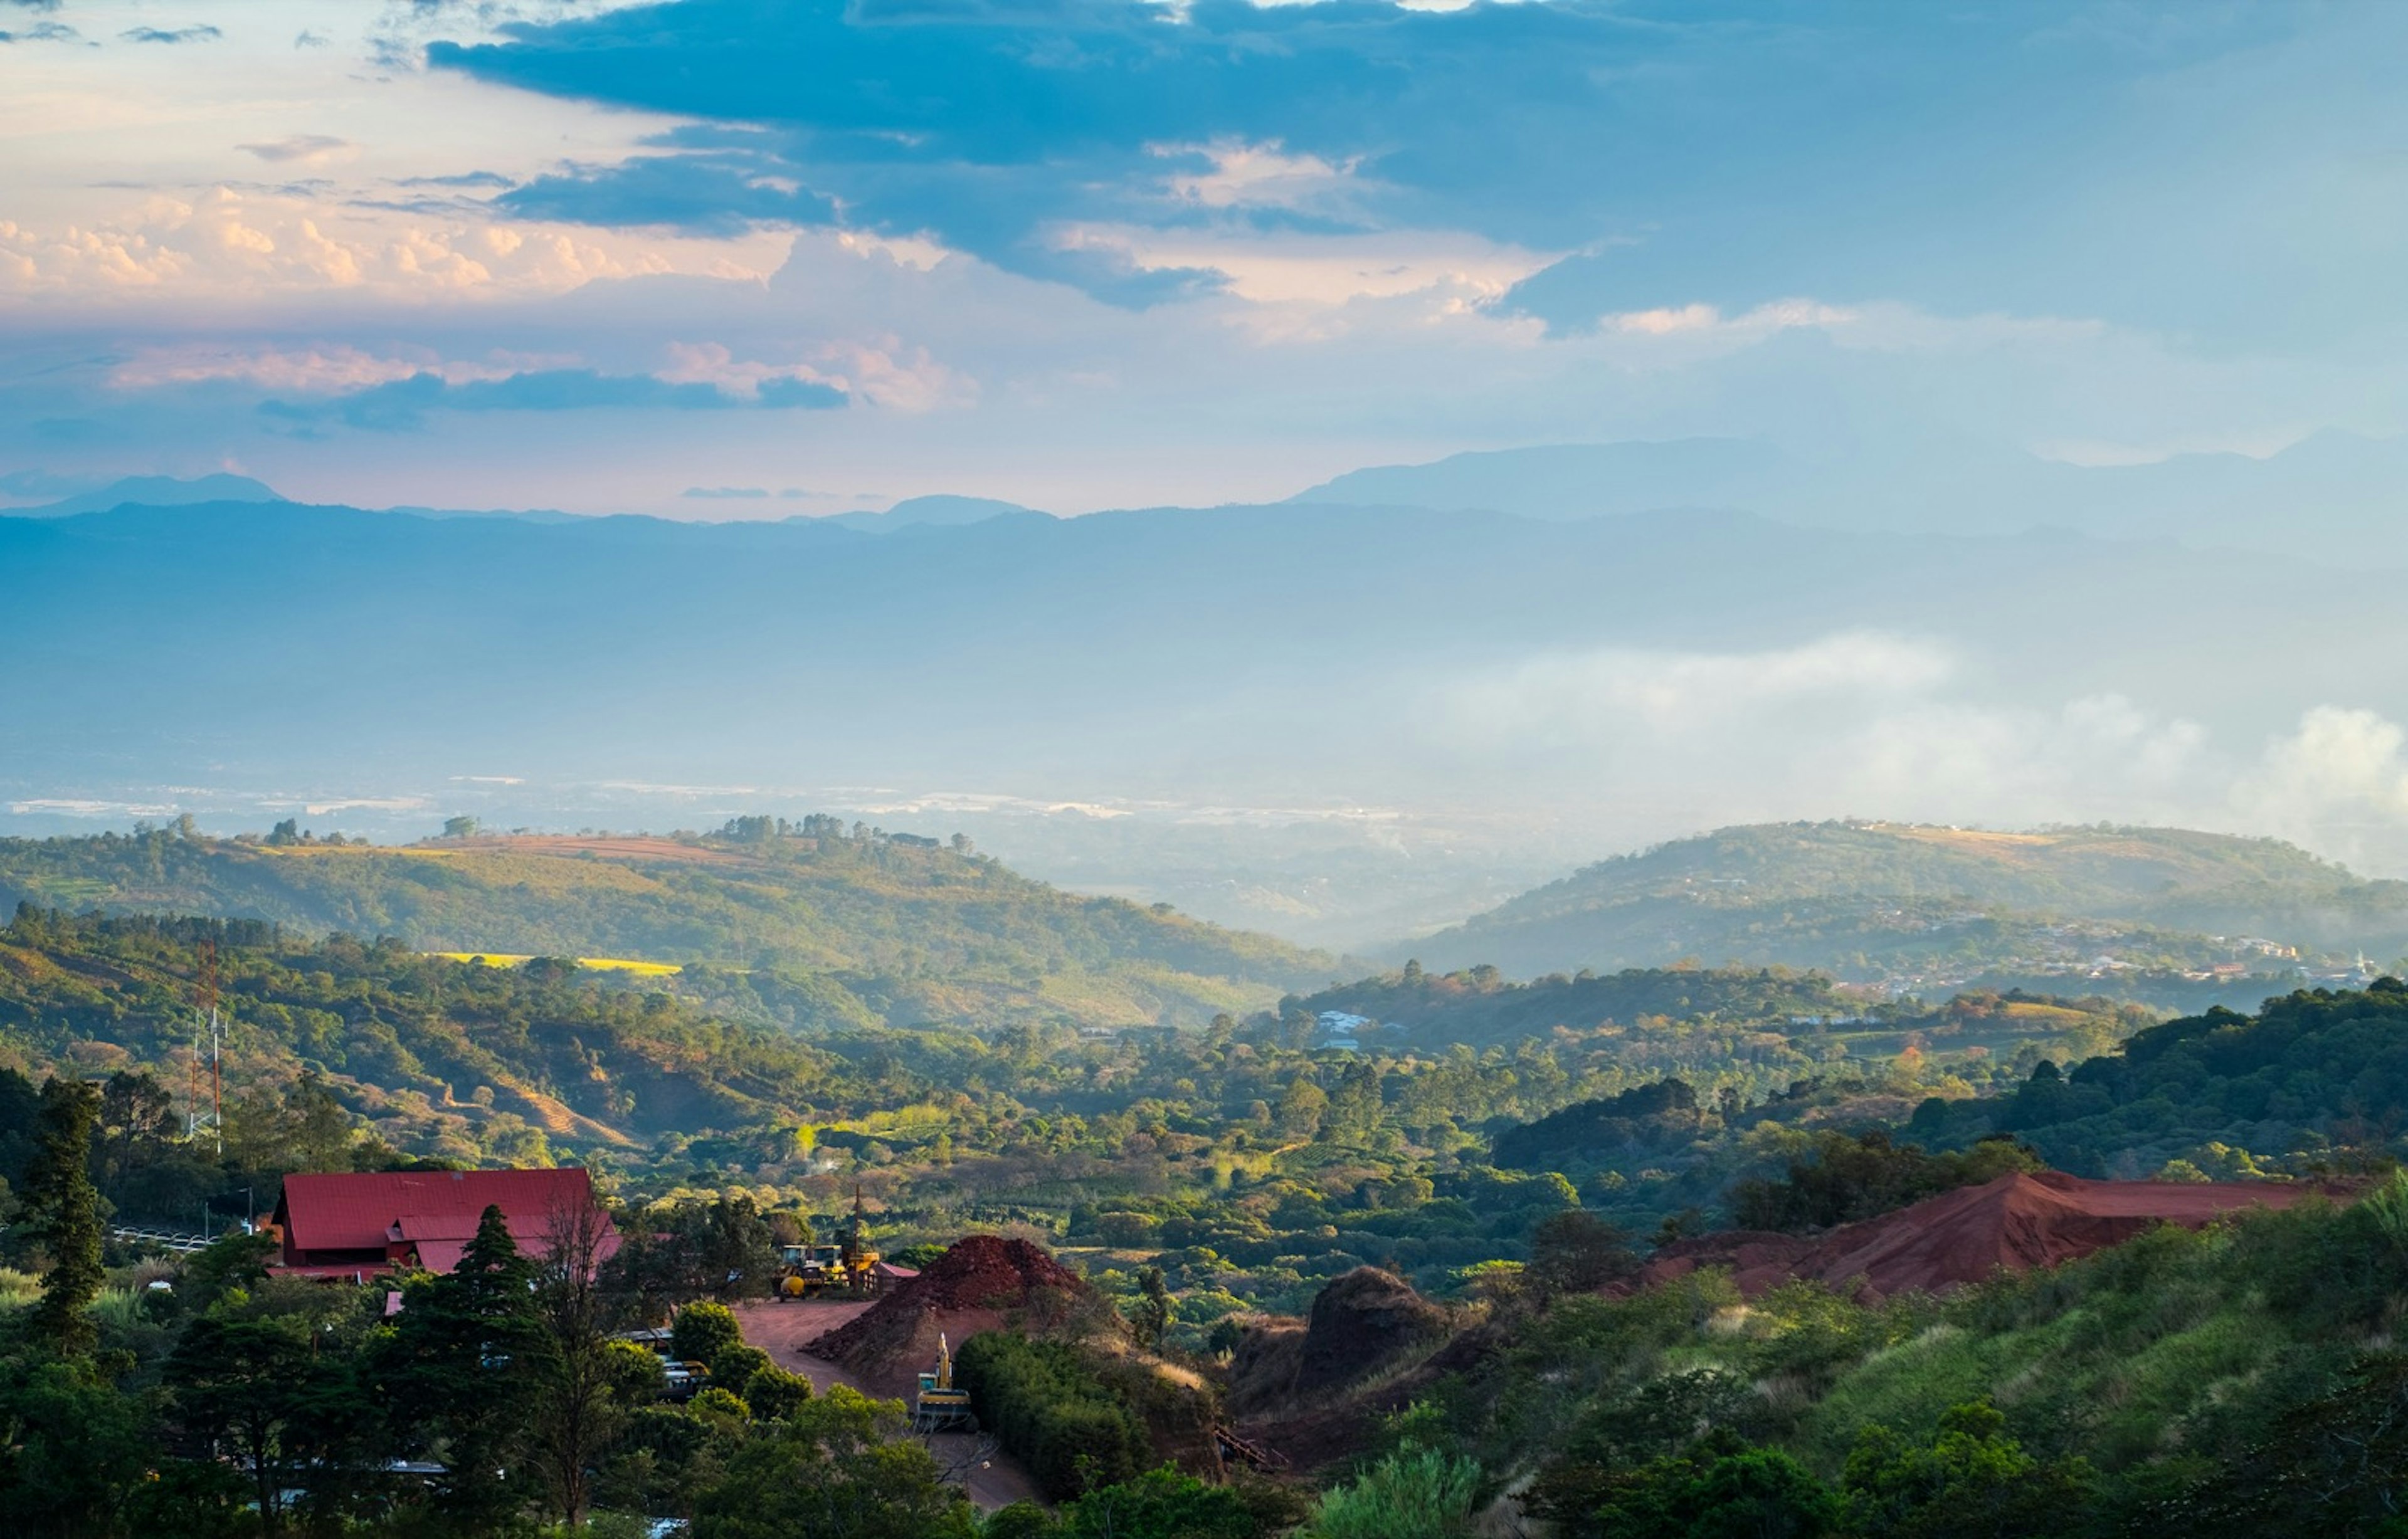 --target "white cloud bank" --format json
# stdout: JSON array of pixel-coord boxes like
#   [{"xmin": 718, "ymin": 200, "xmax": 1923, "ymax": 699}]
[{"xmin": 1425, "ymin": 632, "xmax": 2408, "ymax": 876}]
